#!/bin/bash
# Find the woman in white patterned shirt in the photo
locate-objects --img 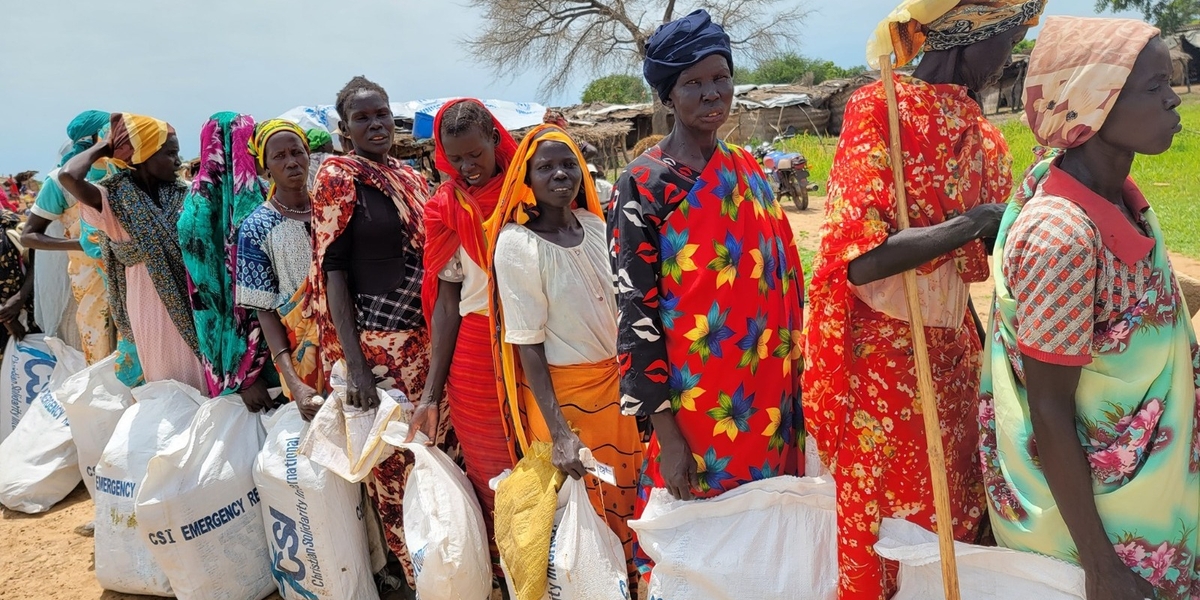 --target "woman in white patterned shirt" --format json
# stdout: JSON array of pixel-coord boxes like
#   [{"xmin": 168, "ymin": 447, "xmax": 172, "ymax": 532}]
[{"xmin": 236, "ymin": 119, "xmax": 322, "ymax": 420}]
